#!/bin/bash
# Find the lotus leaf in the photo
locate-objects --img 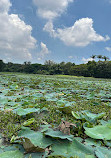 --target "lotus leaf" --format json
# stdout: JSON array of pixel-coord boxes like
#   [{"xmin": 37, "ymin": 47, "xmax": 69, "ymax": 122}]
[
  {"xmin": 0, "ymin": 150, "xmax": 24, "ymax": 158},
  {"xmin": 58, "ymin": 105, "xmax": 72, "ymax": 114},
  {"xmin": 17, "ymin": 127, "xmax": 52, "ymax": 152},
  {"xmin": 23, "ymin": 118, "xmax": 35, "ymax": 126},
  {"xmin": 82, "ymin": 110, "xmax": 105, "ymax": 123},
  {"xmin": 44, "ymin": 129, "xmax": 73, "ymax": 141},
  {"xmin": 13, "ymin": 108, "xmax": 40, "ymax": 116},
  {"xmin": 85, "ymin": 125, "xmax": 111, "ymax": 140},
  {"xmin": 72, "ymin": 110, "xmax": 105, "ymax": 123},
  {"xmin": 84, "ymin": 138, "xmax": 101, "ymax": 147},
  {"xmin": 0, "ymin": 148, "xmax": 3, "ymax": 153},
  {"xmin": 95, "ymin": 147, "xmax": 111, "ymax": 158},
  {"xmin": 104, "ymin": 140, "xmax": 111, "ymax": 147},
  {"xmin": 50, "ymin": 139, "xmax": 95, "ymax": 158},
  {"xmin": 99, "ymin": 120, "xmax": 111, "ymax": 126},
  {"xmin": 25, "ymin": 152, "xmax": 47, "ymax": 158}
]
